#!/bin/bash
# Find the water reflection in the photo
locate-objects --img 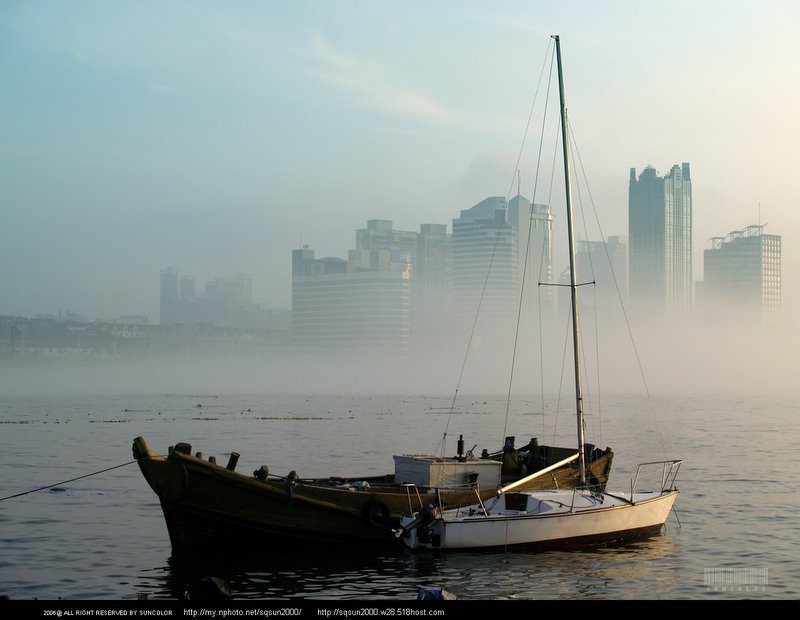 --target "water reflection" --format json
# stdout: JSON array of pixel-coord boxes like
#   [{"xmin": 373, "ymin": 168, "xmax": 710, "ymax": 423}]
[
  {"xmin": 153, "ymin": 533, "xmax": 678, "ymax": 601},
  {"xmin": 162, "ymin": 539, "xmax": 421, "ymax": 600}
]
